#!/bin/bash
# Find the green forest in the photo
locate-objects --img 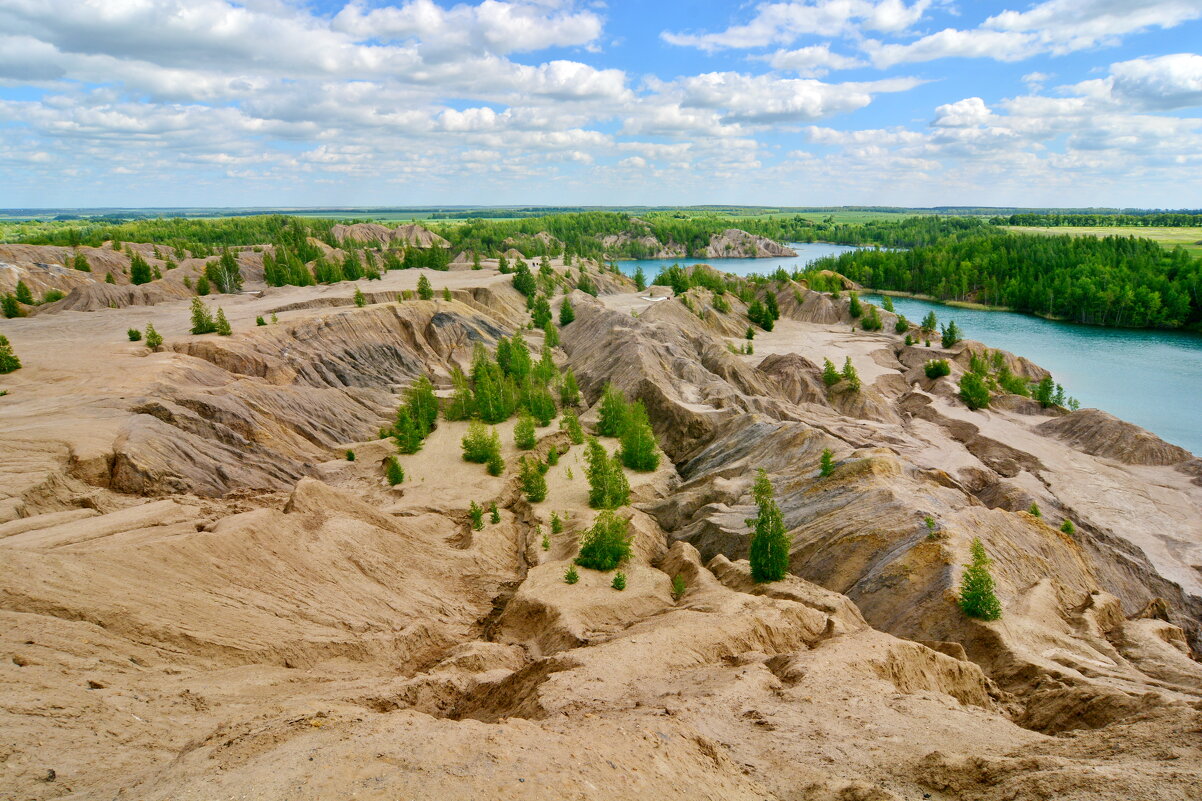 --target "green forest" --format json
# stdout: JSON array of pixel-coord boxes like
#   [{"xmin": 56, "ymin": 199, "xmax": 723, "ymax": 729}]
[
  {"xmin": 808, "ymin": 230, "xmax": 1202, "ymax": 329},
  {"xmin": 1000, "ymin": 212, "xmax": 1202, "ymax": 227}
]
